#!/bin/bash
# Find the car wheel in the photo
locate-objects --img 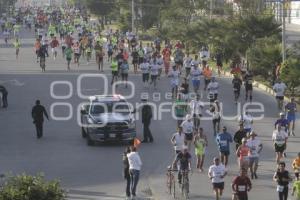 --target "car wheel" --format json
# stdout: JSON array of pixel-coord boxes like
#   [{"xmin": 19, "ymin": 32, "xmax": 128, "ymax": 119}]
[
  {"xmin": 87, "ymin": 136, "xmax": 95, "ymax": 146},
  {"xmin": 81, "ymin": 127, "xmax": 87, "ymax": 138}
]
